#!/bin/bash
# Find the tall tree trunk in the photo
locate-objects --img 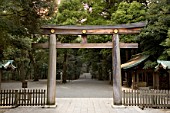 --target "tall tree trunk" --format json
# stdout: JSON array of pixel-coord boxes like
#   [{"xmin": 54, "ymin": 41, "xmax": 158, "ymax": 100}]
[
  {"xmin": 0, "ymin": 69, "xmax": 2, "ymax": 90},
  {"xmin": 62, "ymin": 51, "xmax": 67, "ymax": 83},
  {"xmin": 102, "ymin": 59, "xmax": 109, "ymax": 80},
  {"xmin": 20, "ymin": 62, "xmax": 25, "ymax": 81},
  {"xmin": 110, "ymin": 68, "xmax": 113, "ymax": 85},
  {"xmin": 98, "ymin": 64, "xmax": 103, "ymax": 80},
  {"xmin": 0, "ymin": 48, "xmax": 3, "ymax": 89},
  {"xmin": 33, "ymin": 65, "xmax": 39, "ymax": 81},
  {"xmin": 29, "ymin": 51, "xmax": 39, "ymax": 81}
]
